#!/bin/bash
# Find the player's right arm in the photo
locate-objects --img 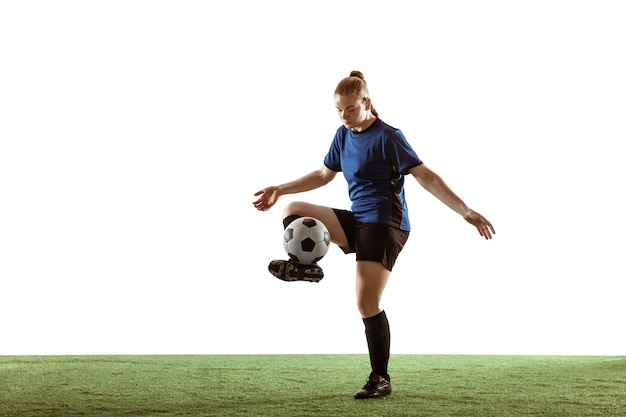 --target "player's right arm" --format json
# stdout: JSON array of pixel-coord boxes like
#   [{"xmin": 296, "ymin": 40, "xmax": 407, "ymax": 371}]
[{"xmin": 253, "ymin": 165, "xmax": 337, "ymax": 211}]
